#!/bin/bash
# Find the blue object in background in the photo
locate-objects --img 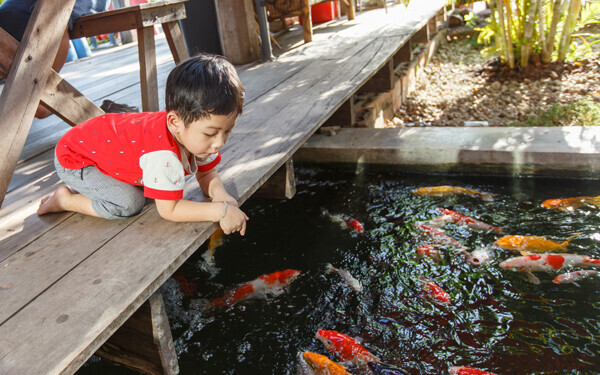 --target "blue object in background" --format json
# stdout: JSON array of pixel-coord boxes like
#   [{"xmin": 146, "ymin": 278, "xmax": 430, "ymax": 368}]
[
  {"xmin": 72, "ymin": 37, "xmax": 92, "ymax": 59},
  {"xmin": 66, "ymin": 40, "xmax": 78, "ymax": 62}
]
